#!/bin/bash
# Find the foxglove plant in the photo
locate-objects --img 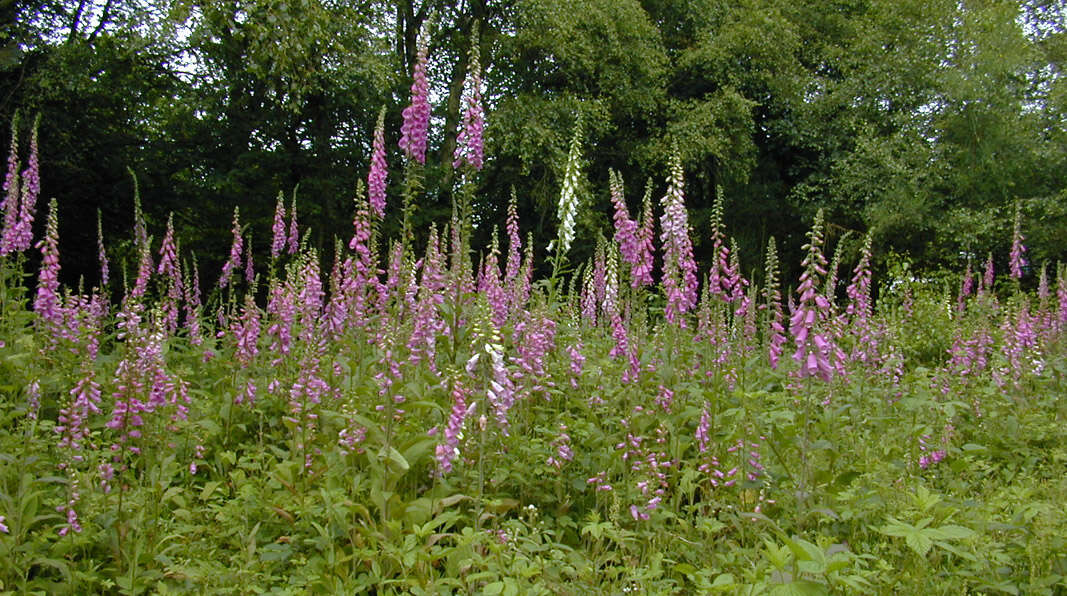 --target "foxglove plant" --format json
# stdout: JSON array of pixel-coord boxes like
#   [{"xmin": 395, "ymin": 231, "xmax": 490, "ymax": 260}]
[
  {"xmin": 566, "ymin": 341, "xmax": 584, "ymax": 389},
  {"xmin": 1009, "ymin": 202, "xmax": 1026, "ymax": 280},
  {"xmin": 635, "ymin": 183, "xmax": 656, "ymax": 286},
  {"xmin": 436, "ymin": 372, "xmax": 475, "ymax": 474},
  {"xmin": 546, "ymin": 424, "xmax": 574, "ymax": 469},
  {"xmin": 408, "ymin": 225, "xmax": 446, "ymax": 369},
  {"xmin": 479, "ymin": 230, "xmax": 508, "ymax": 326},
  {"xmin": 957, "ymin": 262, "xmax": 973, "ymax": 314},
  {"xmin": 659, "ymin": 151, "xmax": 698, "ymax": 325},
  {"xmin": 845, "ymin": 233, "xmax": 875, "ymax": 366},
  {"xmin": 9, "ymin": 118, "xmax": 39, "ymax": 254},
  {"xmin": 183, "ymin": 257, "xmax": 203, "ymax": 346},
  {"xmin": 157, "ymin": 214, "xmax": 183, "ymax": 335},
  {"xmin": 981, "ymin": 253, "xmax": 995, "ymax": 296},
  {"xmin": 368, "ymin": 108, "xmax": 388, "ymax": 219},
  {"xmin": 706, "ymin": 195, "xmax": 735, "ymax": 301},
  {"xmin": 504, "ymin": 193, "xmax": 523, "ymax": 308},
  {"xmin": 231, "ymin": 293, "xmax": 260, "ymax": 369},
  {"xmin": 271, "ymin": 193, "xmax": 286, "ymax": 259},
  {"xmin": 453, "ymin": 30, "xmax": 484, "ymax": 171},
  {"xmin": 763, "ymin": 237, "xmax": 786, "ymax": 369},
  {"xmin": 244, "ymin": 233, "xmax": 255, "ymax": 286},
  {"xmin": 97, "ymin": 211, "xmax": 109, "ymax": 287},
  {"xmin": 512, "ymin": 310, "xmax": 556, "ymax": 400},
  {"xmin": 399, "ymin": 27, "xmax": 430, "ymax": 164},
  {"xmin": 219, "ymin": 207, "xmax": 243, "ymax": 289},
  {"xmin": 287, "ymin": 194, "xmax": 299, "ymax": 255},
  {"xmin": 609, "ymin": 170, "xmax": 651, "ymax": 287},
  {"xmin": 1058, "ymin": 263, "xmax": 1067, "ymax": 333},
  {"xmin": 789, "ymin": 210, "xmax": 837, "ymax": 382},
  {"xmin": 33, "ymin": 199, "xmax": 63, "ymax": 339},
  {"xmin": 550, "ymin": 119, "xmax": 583, "ymax": 263},
  {"xmin": 0, "ymin": 117, "xmax": 20, "ymax": 255}
]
